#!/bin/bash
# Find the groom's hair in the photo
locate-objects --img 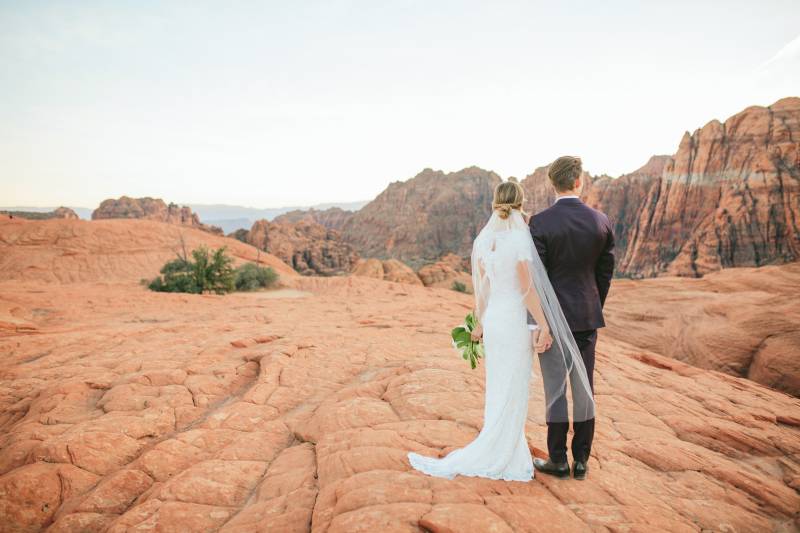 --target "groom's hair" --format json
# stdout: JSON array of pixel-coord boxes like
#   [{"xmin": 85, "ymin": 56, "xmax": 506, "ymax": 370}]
[{"xmin": 548, "ymin": 156, "xmax": 583, "ymax": 192}]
